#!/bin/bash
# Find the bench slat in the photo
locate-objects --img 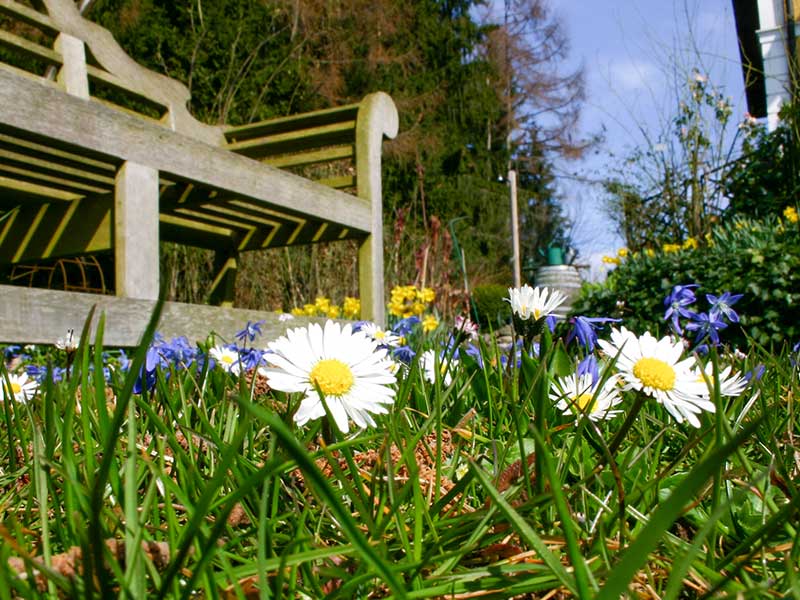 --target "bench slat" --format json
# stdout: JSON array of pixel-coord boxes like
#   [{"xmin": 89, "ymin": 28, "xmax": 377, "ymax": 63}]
[
  {"xmin": 0, "ymin": 0, "xmax": 60, "ymax": 37},
  {"xmin": 262, "ymin": 144, "xmax": 354, "ymax": 169},
  {"xmin": 0, "ymin": 147, "xmax": 115, "ymax": 188},
  {"xmin": 0, "ymin": 131, "xmax": 117, "ymax": 176},
  {"xmin": 86, "ymin": 64, "xmax": 168, "ymax": 116},
  {"xmin": 0, "ymin": 28, "xmax": 61, "ymax": 68},
  {"xmin": 317, "ymin": 175, "xmax": 356, "ymax": 190},
  {"xmin": 225, "ymin": 120, "xmax": 357, "ymax": 158},
  {"xmin": 0, "ymin": 163, "xmax": 110, "ymax": 194},
  {"xmin": 0, "ymin": 173, "xmax": 80, "ymax": 203},
  {"xmin": 224, "ymin": 103, "xmax": 360, "ymax": 141}
]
